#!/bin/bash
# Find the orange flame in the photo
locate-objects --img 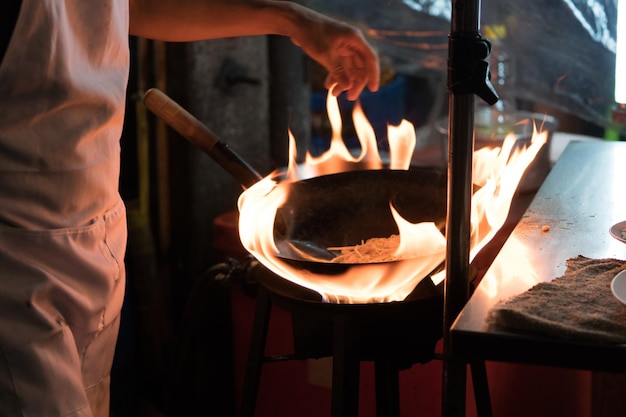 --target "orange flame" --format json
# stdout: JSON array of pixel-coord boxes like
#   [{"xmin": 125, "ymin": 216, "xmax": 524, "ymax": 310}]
[
  {"xmin": 470, "ymin": 123, "xmax": 548, "ymax": 260},
  {"xmin": 238, "ymin": 92, "xmax": 548, "ymax": 303},
  {"xmin": 300, "ymin": 94, "xmax": 383, "ymax": 179},
  {"xmin": 478, "ymin": 234, "xmax": 541, "ymax": 300}
]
